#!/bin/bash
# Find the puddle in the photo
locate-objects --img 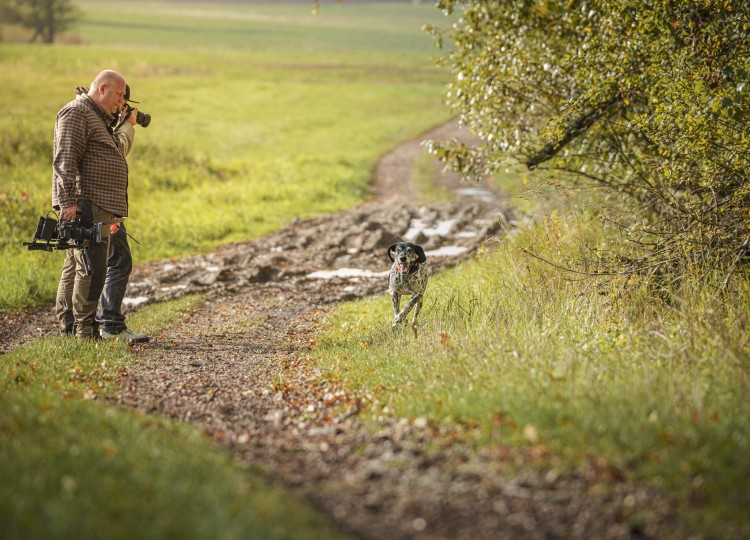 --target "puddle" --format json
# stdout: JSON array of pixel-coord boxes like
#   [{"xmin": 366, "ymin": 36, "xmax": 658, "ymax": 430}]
[
  {"xmin": 405, "ymin": 218, "xmax": 457, "ymax": 240},
  {"xmin": 454, "ymin": 187, "xmax": 496, "ymax": 203},
  {"xmin": 160, "ymin": 284, "xmax": 189, "ymax": 293},
  {"xmin": 123, "ymin": 296, "xmax": 149, "ymax": 307},
  {"xmin": 306, "ymin": 268, "xmax": 390, "ymax": 280},
  {"xmin": 425, "ymin": 246, "xmax": 469, "ymax": 257}
]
